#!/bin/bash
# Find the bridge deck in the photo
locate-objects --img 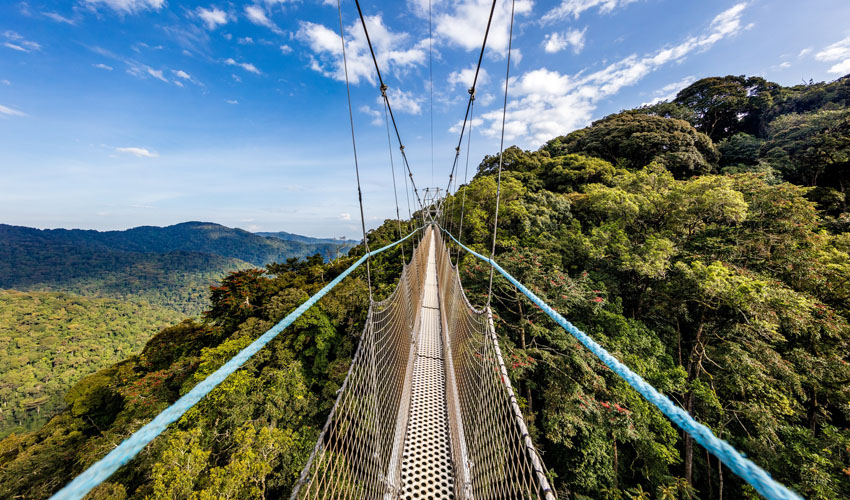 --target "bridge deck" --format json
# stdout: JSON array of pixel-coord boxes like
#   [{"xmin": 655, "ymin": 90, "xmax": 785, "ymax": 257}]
[{"xmin": 398, "ymin": 235, "xmax": 456, "ymax": 500}]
